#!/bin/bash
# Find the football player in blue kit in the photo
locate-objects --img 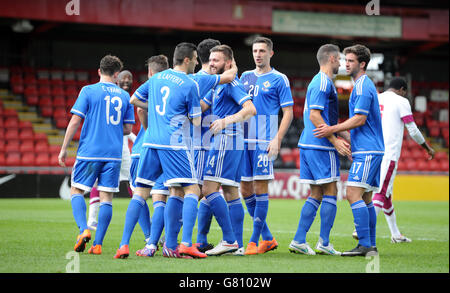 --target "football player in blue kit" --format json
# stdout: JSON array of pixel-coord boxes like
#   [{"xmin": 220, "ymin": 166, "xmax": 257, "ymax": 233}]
[
  {"xmin": 58, "ymin": 55, "xmax": 135, "ymax": 255},
  {"xmin": 239, "ymin": 37, "xmax": 294, "ymax": 255},
  {"xmin": 314, "ymin": 44, "xmax": 384, "ymax": 257}
]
